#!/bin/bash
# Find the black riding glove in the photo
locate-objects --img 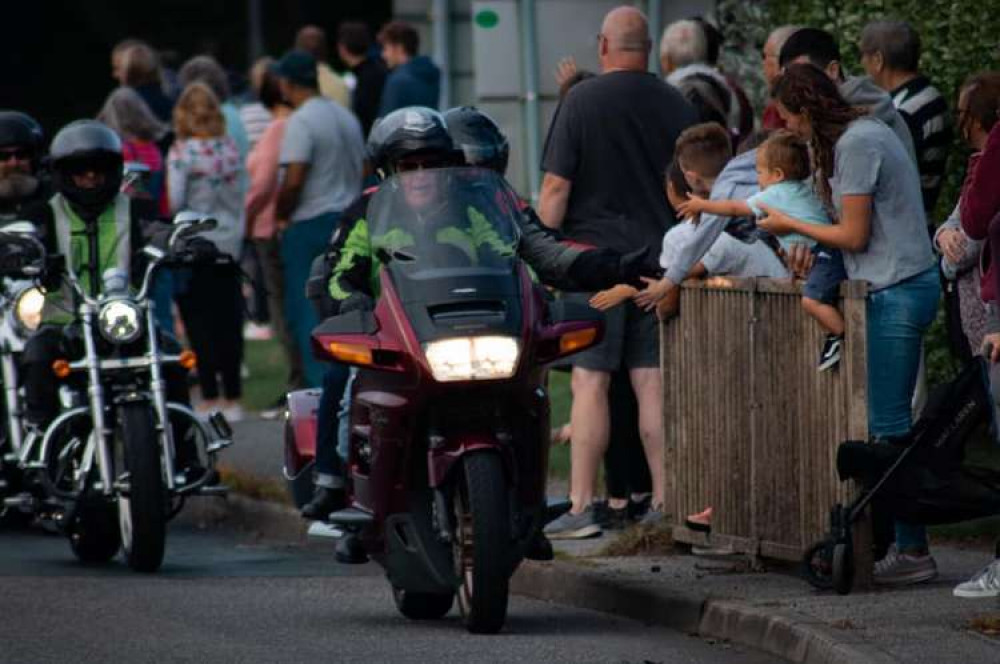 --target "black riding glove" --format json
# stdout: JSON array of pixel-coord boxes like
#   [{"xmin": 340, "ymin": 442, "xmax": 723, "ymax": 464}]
[{"xmin": 567, "ymin": 246, "xmax": 658, "ymax": 291}]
